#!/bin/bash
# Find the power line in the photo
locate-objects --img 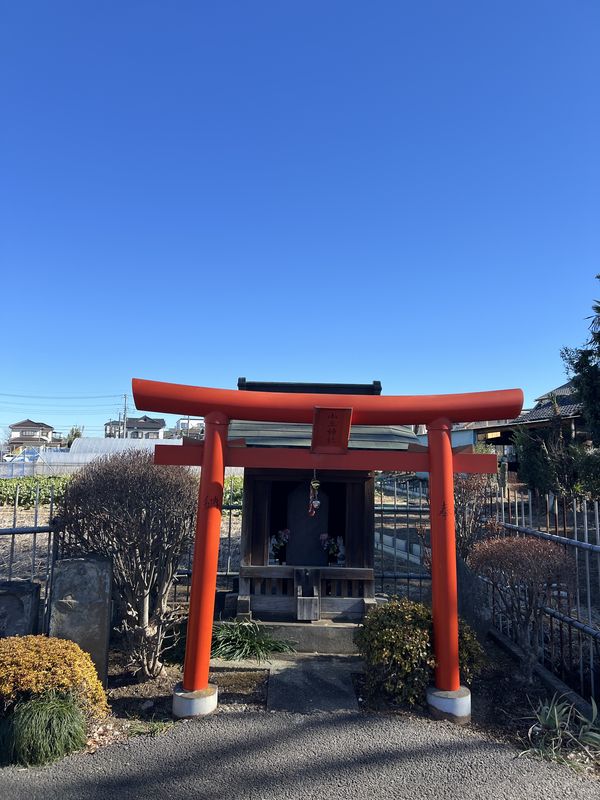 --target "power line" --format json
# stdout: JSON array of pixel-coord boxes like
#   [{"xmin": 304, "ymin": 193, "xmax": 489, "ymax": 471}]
[
  {"xmin": 0, "ymin": 400, "xmax": 125, "ymax": 414},
  {"xmin": 0, "ymin": 392, "xmax": 127, "ymax": 400}
]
